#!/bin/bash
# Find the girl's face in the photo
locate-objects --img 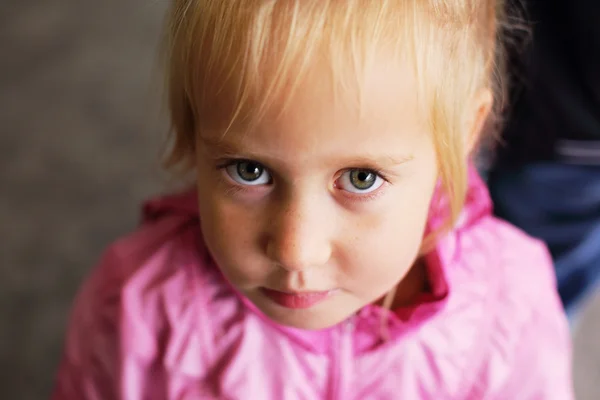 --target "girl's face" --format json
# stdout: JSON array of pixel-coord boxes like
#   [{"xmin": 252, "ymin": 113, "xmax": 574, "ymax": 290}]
[{"xmin": 196, "ymin": 60, "xmax": 439, "ymax": 330}]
